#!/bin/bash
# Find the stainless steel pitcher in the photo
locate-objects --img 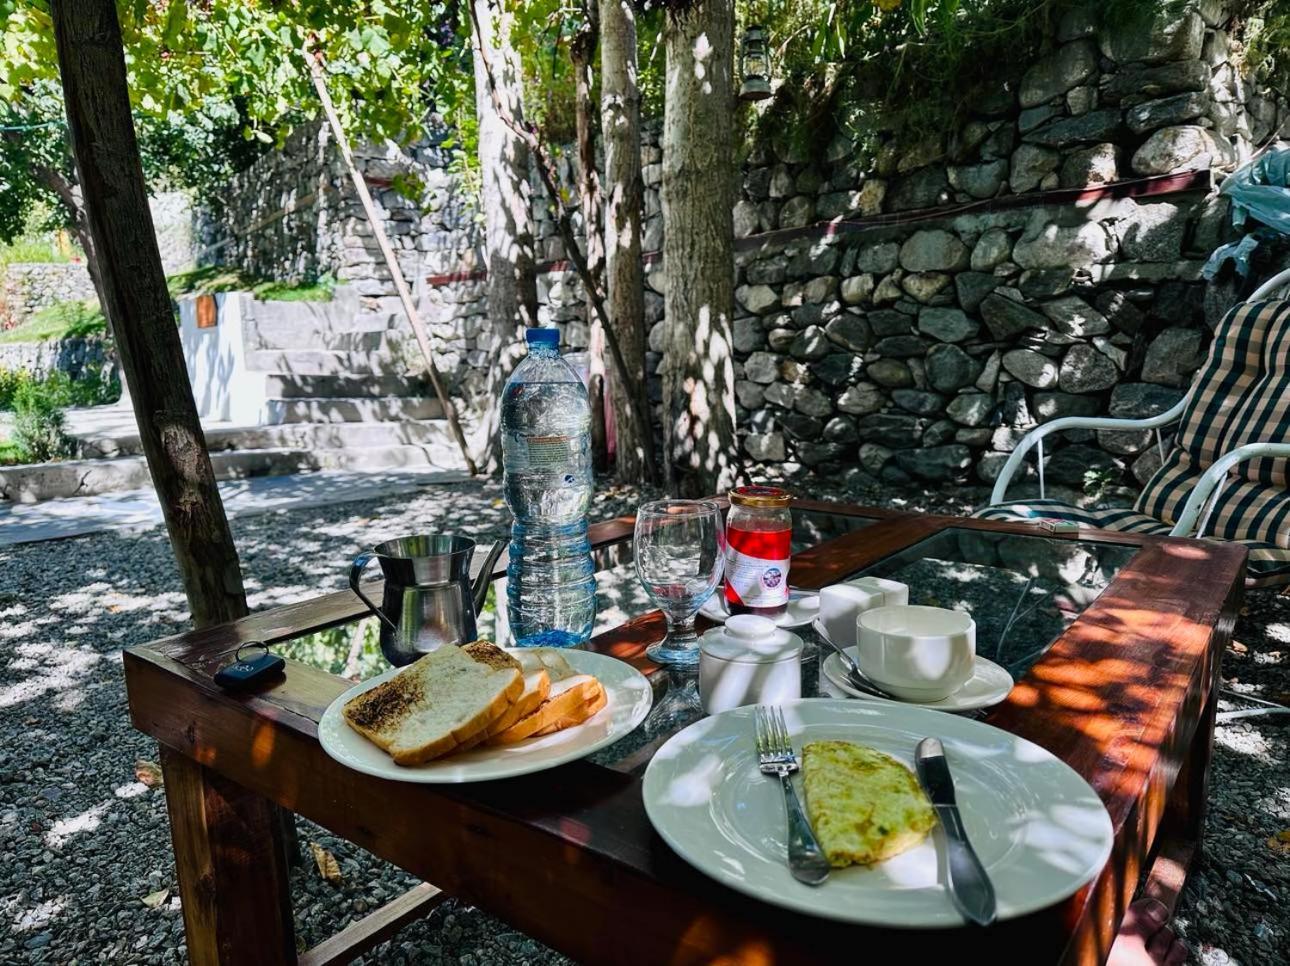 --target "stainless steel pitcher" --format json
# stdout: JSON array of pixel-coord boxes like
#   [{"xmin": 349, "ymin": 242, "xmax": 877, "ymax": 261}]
[{"xmin": 349, "ymin": 534, "xmax": 505, "ymax": 666}]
